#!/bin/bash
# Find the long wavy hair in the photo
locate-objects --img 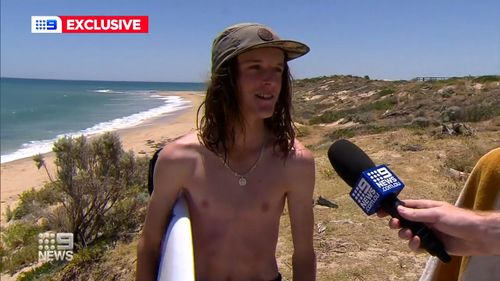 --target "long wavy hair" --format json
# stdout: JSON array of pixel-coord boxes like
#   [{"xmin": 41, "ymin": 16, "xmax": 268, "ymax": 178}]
[{"xmin": 196, "ymin": 57, "xmax": 296, "ymax": 160}]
